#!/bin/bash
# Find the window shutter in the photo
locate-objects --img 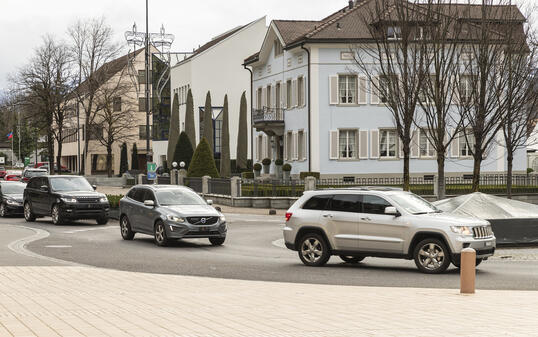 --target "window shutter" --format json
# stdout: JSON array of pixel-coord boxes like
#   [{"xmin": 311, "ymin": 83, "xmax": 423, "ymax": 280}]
[
  {"xmin": 371, "ymin": 77, "xmax": 380, "ymax": 104},
  {"xmin": 370, "ymin": 130, "xmax": 379, "ymax": 159},
  {"xmin": 450, "ymin": 129, "xmax": 459, "ymax": 158},
  {"xmin": 283, "ymin": 132, "xmax": 288, "ymax": 160},
  {"xmin": 411, "ymin": 130, "xmax": 419, "ymax": 158},
  {"xmin": 292, "ymin": 79, "xmax": 297, "ymax": 107},
  {"xmin": 303, "ymin": 77, "xmax": 307, "ymax": 107},
  {"xmin": 399, "ymin": 135, "xmax": 404, "ymax": 158},
  {"xmin": 293, "ymin": 132, "xmax": 299, "ymax": 160},
  {"xmin": 329, "ymin": 75, "xmax": 339, "ymax": 105},
  {"xmin": 359, "ymin": 130, "xmax": 369, "ymax": 159},
  {"xmin": 281, "ymin": 82, "xmax": 286, "ymax": 109},
  {"xmin": 272, "ymin": 85, "xmax": 276, "ymax": 108},
  {"xmin": 329, "ymin": 130, "xmax": 339, "ymax": 160},
  {"xmin": 302, "ymin": 131, "xmax": 307, "ymax": 160},
  {"xmin": 256, "ymin": 136, "xmax": 260, "ymax": 161},
  {"xmin": 358, "ymin": 77, "xmax": 367, "ymax": 104},
  {"xmin": 262, "ymin": 87, "xmax": 267, "ymax": 109}
]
